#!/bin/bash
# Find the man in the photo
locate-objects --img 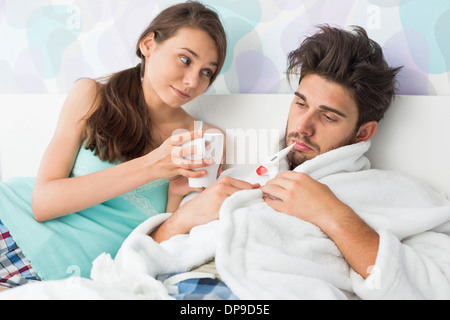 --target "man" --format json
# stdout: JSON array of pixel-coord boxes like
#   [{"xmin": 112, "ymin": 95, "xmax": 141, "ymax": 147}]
[{"xmin": 143, "ymin": 25, "xmax": 450, "ymax": 300}]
